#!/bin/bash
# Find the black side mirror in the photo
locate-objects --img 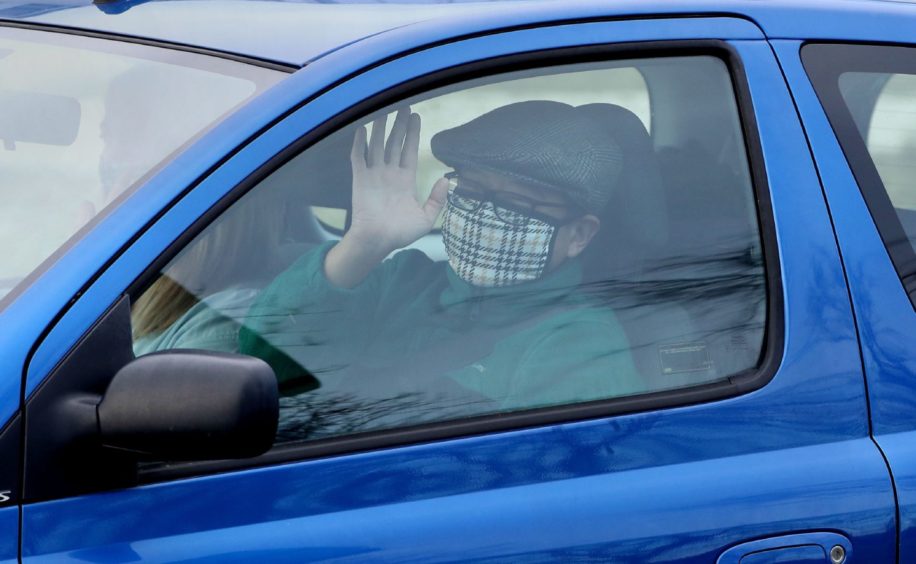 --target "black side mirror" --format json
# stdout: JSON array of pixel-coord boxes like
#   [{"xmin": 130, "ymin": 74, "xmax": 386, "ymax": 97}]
[
  {"xmin": 98, "ymin": 350, "xmax": 279, "ymax": 460},
  {"xmin": 25, "ymin": 297, "xmax": 280, "ymax": 502}
]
